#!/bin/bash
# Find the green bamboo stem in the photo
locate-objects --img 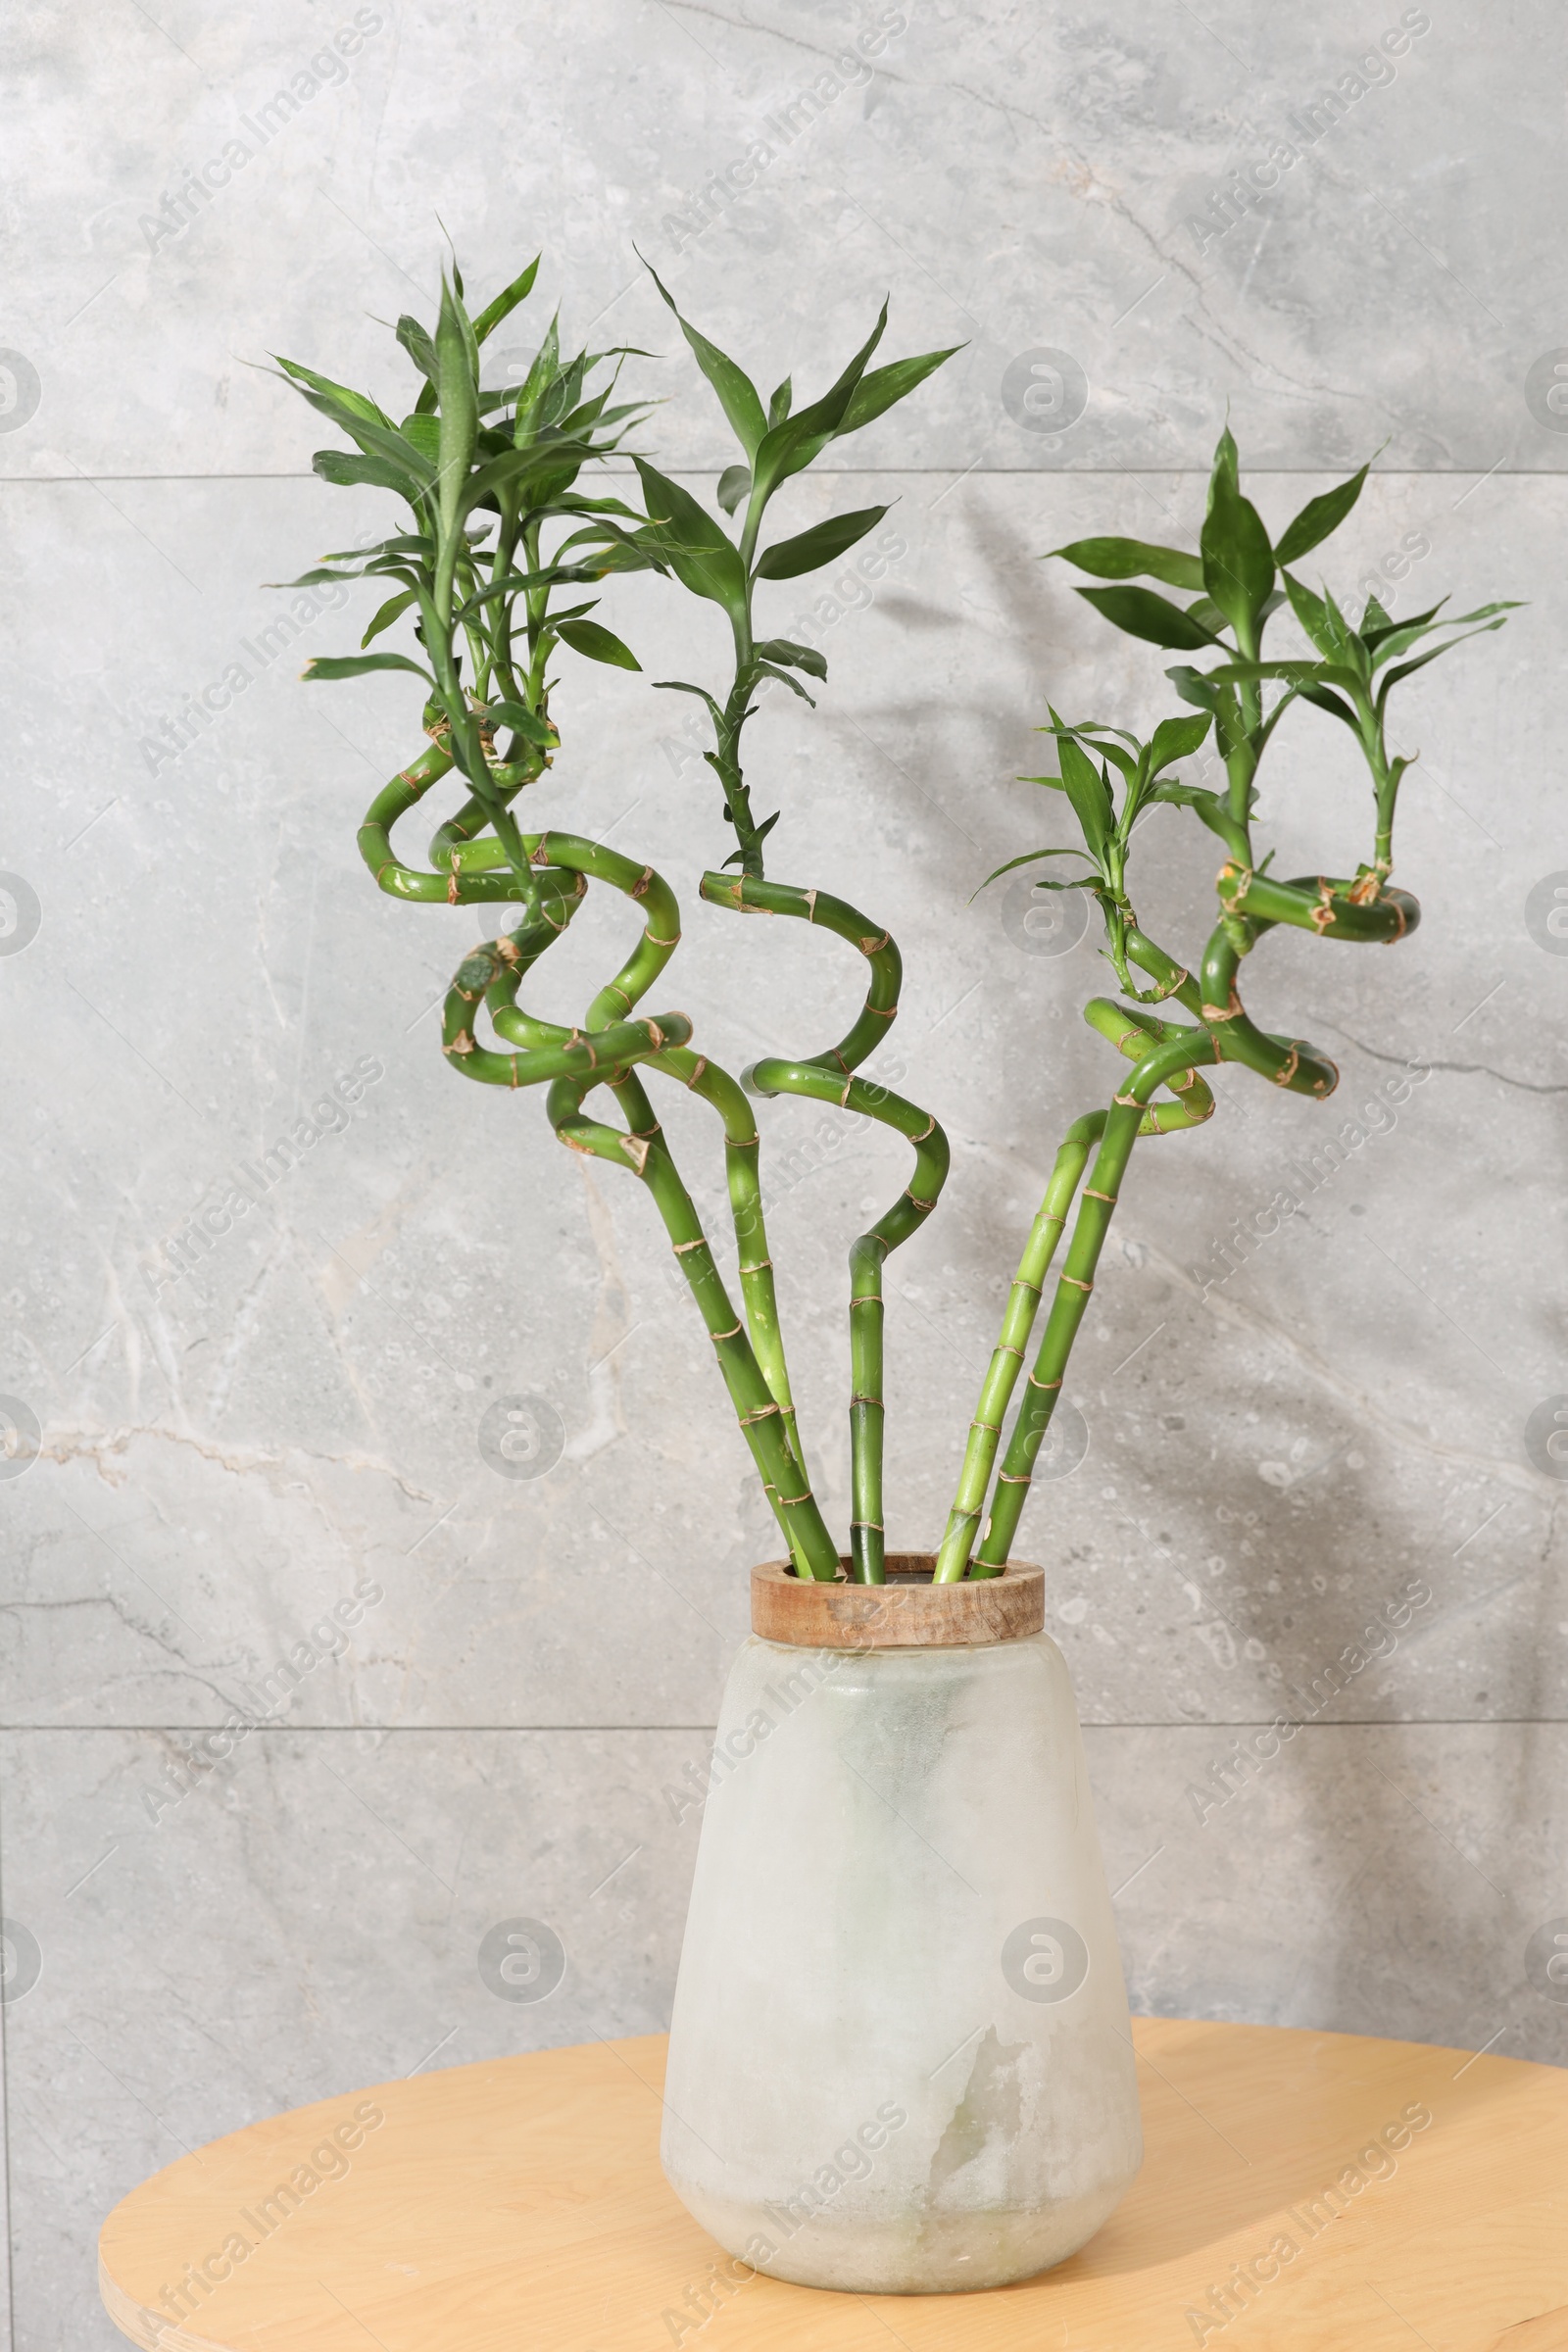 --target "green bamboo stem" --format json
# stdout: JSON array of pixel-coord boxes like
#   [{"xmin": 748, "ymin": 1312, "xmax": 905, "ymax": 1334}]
[
  {"xmin": 698, "ymin": 869, "xmax": 926, "ymax": 1581},
  {"xmin": 972, "ymin": 1027, "xmax": 1219, "ymax": 1576},
  {"xmin": 445, "ymin": 830, "xmax": 826, "ymax": 1571},
  {"xmin": 442, "ymin": 976, "xmax": 690, "ymax": 1089},
  {"xmin": 546, "ymin": 1071, "xmax": 842, "ymax": 1578},
  {"xmin": 699, "ymin": 872, "xmax": 902, "ymax": 1073},
  {"xmin": 934, "ymin": 1000, "xmax": 1216, "ymax": 1584},
  {"xmin": 747, "ymin": 1058, "xmax": 950, "ymax": 1584},
  {"xmin": 932, "ymin": 1110, "xmax": 1105, "ymax": 1584},
  {"xmin": 965, "ymin": 861, "xmax": 1413, "ymax": 1574},
  {"xmin": 648, "ymin": 1042, "xmax": 808, "ymax": 1501}
]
